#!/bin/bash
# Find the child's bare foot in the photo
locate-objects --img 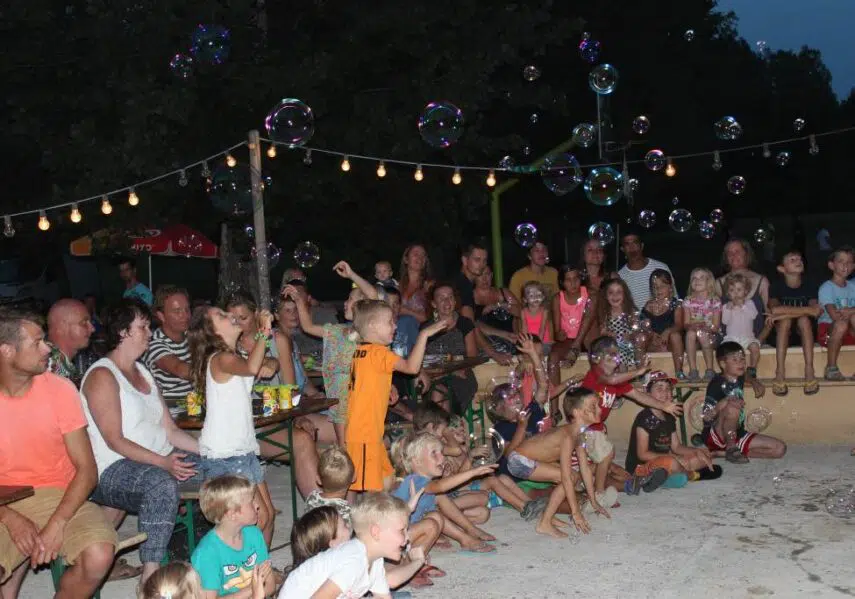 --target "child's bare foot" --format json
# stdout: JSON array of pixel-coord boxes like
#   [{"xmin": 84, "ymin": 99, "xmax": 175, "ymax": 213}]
[
  {"xmin": 535, "ymin": 519, "xmax": 568, "ymax": 538},
  {"xmin": 459, "ymin": 540, "xmax": 496, "ymax": 553},
  {"xmin": 433, "ymin": 537, "xmax": 453, "ymax": 550},
  {"xmin": 751, "ymin": 379, "xmax": 766, "ymax": 398},
  {"xmin": 475, "ymin": 528, "xmax": 496, "ymax": 542}
]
